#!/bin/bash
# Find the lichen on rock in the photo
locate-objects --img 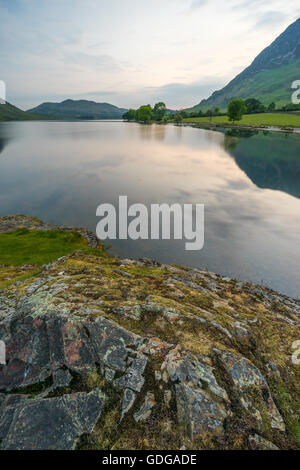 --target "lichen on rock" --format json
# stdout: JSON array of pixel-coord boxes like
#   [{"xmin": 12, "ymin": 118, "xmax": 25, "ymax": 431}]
[{"xmin": 0, "ymin": 216, "xmax": 299, "ymax": 450}]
